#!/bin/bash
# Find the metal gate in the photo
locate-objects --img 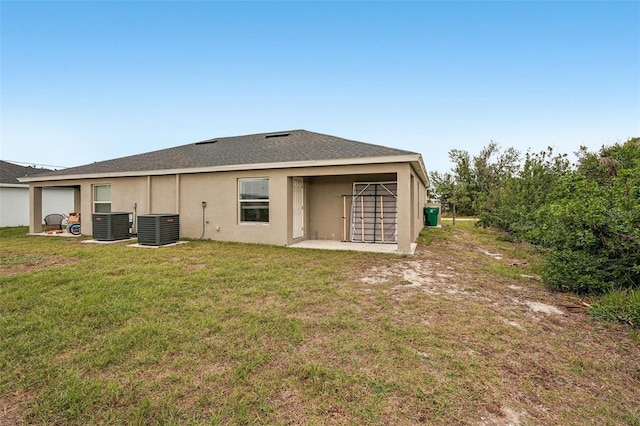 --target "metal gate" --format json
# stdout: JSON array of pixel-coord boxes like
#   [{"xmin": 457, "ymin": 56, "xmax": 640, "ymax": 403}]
[{"xmin": 350, "ymin": 182, "xmax": 397, "ymax": 243}]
